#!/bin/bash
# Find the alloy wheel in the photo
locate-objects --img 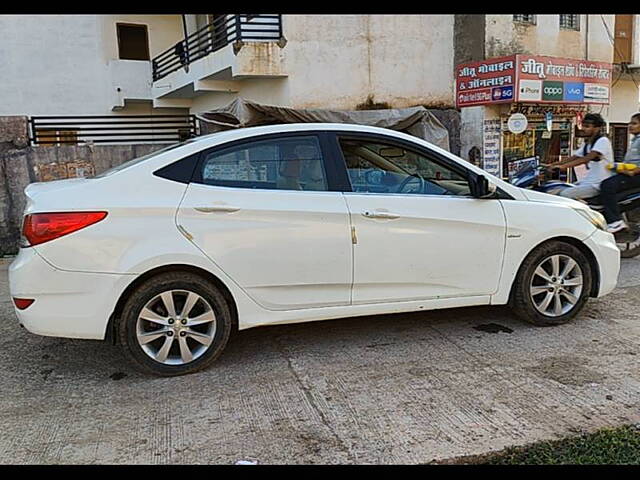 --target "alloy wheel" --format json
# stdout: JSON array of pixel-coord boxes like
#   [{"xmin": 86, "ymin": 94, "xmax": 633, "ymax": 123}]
[
  {"xmin": 136, "ymin": 290, "xmax": 217, "ymax": 365},
  {"xmin": 529, "ymin": 254, "xmax": 583, "ymax": 317}
]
